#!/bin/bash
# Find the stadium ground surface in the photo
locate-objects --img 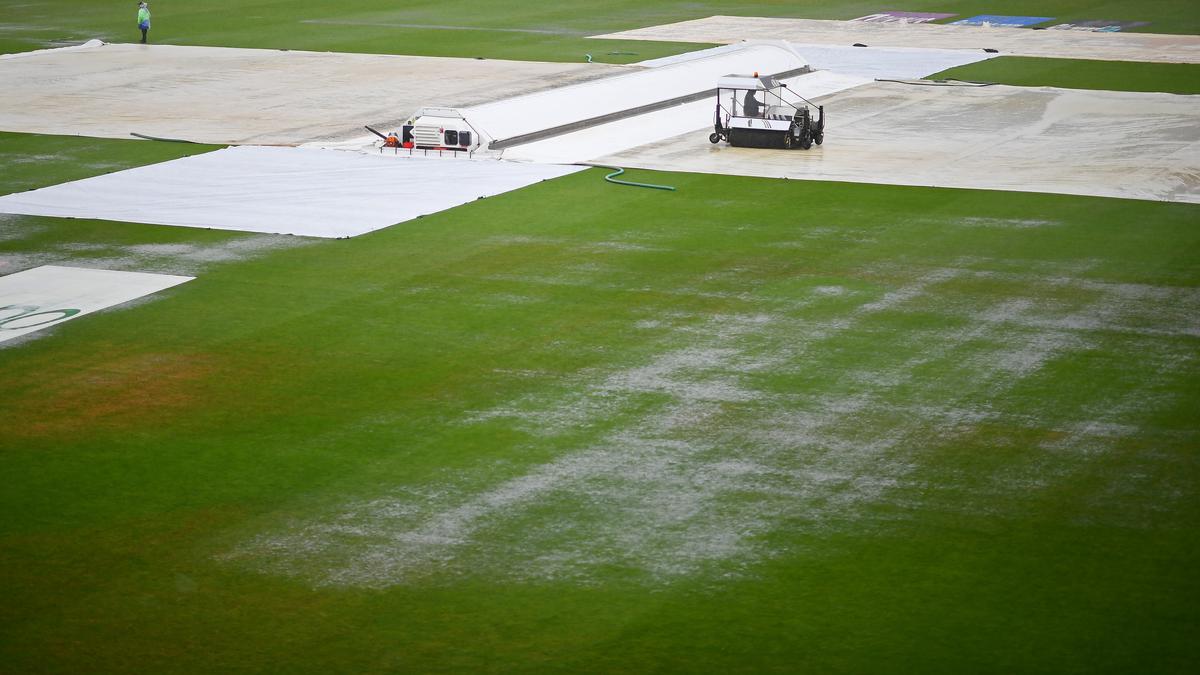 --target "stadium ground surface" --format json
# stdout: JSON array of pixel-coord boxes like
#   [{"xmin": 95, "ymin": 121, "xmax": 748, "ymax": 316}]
[
  {"xmin": 0, "ymin": 43, "xmax": 630, "ymax": 145},
  {"xmin": 598, "ymin": 81, "xmax": 1200, "ymax": 203},
  {"xmin": 2, "ymin": 1, "xmax": 1198, "ymax": 673}
]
